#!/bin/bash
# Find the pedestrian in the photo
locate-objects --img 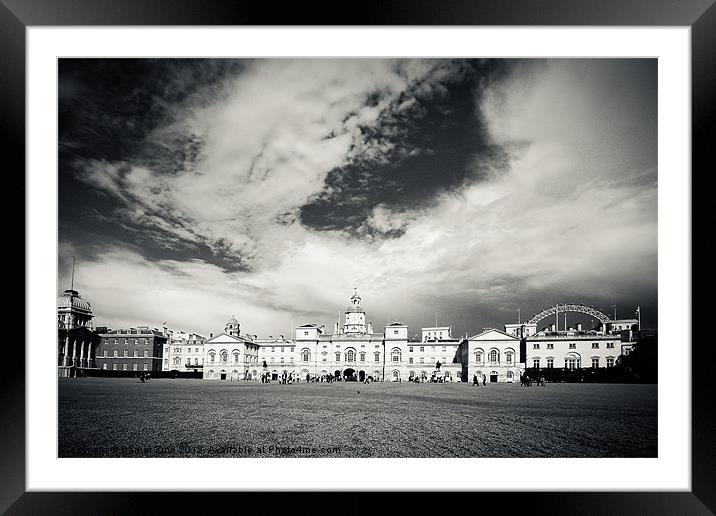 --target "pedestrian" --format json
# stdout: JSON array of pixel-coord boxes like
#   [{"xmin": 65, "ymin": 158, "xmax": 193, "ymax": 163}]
[
  {"xmin": 472, "ymin": 374, "xmax": 478, "ymax": 386},
  {"xmin": 482, "ymin": 375, "xmax": 486, "ymax": 386}
]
